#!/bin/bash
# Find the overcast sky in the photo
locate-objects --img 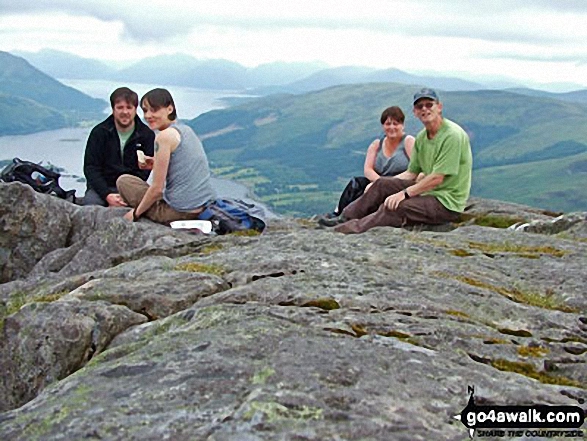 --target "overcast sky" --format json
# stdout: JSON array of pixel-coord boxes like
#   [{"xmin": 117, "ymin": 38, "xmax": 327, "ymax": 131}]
[{"xmin": 1, "ymin": 0, "xmax": 587, "ymax": 90}]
